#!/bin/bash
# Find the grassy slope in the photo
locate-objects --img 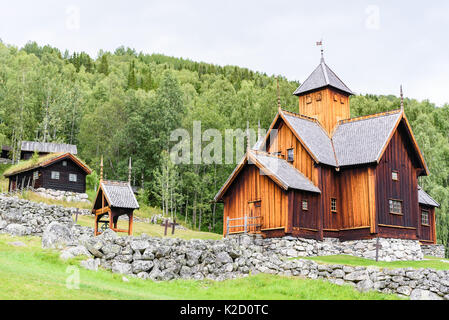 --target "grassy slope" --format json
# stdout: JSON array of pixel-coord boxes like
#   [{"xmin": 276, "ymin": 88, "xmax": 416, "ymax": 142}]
[
  {"xmin": 0, "ymin": 235, "xmax": 401, "ymax": 300},
  {"xmin": 301, "ymin": 255, "xmax": 449, "ymax": 270},
  {"xmin": 75, "ymin": 215, "xmax": 222, "ymax": 240}
]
